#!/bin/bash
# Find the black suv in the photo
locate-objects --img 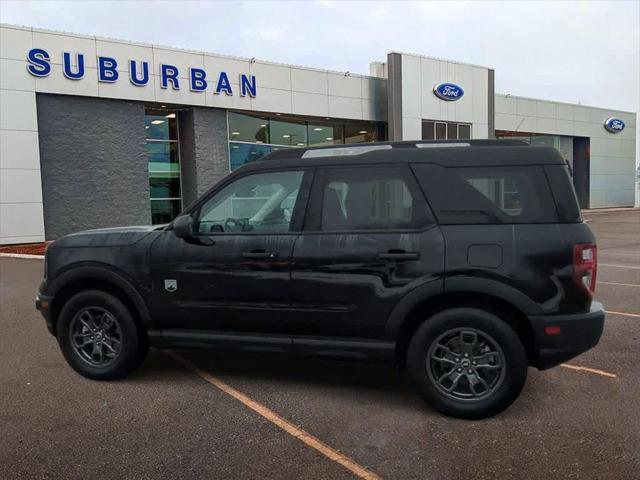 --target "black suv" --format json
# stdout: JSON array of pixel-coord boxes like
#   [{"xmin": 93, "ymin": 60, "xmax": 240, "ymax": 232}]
[{"xmin": 36, "ymin": 140, "xmax": 604, "ymax": 419}]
